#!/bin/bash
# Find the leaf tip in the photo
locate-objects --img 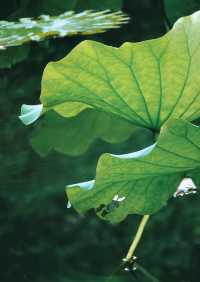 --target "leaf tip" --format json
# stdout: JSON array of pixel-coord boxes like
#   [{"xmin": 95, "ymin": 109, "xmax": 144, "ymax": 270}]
[
  {"xmin": 19, "ymin": 104, "xmax": 43, "ymax": 125},
  {"xmin": 67, "ymin": 179, "xmax": 95, "ymax": 191}
]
